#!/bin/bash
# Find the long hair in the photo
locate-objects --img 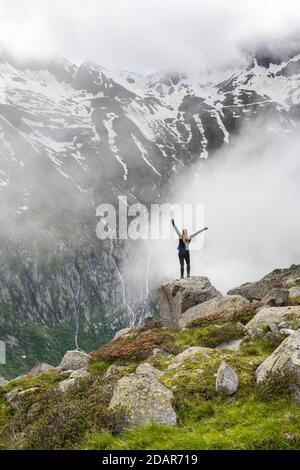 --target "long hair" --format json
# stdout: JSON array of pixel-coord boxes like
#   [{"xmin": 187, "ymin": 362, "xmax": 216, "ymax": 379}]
[{"xmin": 182, "ymin": 229, "xmax": 190, "ymax": 246}]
